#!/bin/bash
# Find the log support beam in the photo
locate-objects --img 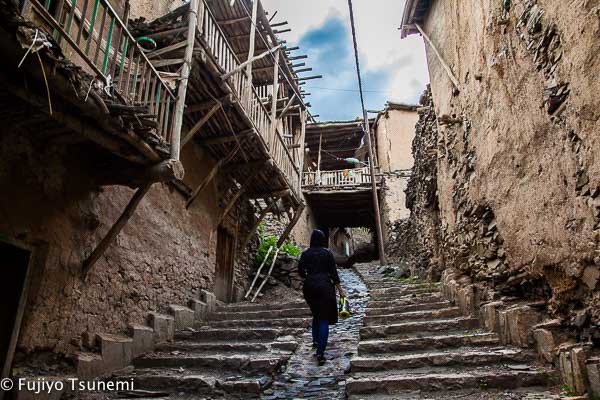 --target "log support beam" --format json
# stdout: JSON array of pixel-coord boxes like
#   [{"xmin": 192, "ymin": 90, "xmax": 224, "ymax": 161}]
[
  {"xmin": 181, "ymin": 101, "xmax": 222, "ymax": 148},
  {"xmin": 82, "ymin": 184, "xmax": 153, "ymax": 278},
  {"xmin": 241, "ymin": 198, "xmax": 279, "ymax": 248},
  {"xmin": 277, "ymin": 204, "xmax": 305, "ymax": 247}
]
